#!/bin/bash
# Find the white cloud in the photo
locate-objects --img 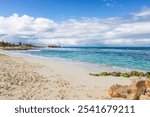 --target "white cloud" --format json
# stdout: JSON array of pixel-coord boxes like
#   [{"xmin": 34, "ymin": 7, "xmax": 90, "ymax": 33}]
[
  {"xmin": 0, "ymin": 8, "xmax": 150, "ymax": 46},
  {"xmin": 132, "ymin": 8, "xmax": 150, "ymax": 18}
]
